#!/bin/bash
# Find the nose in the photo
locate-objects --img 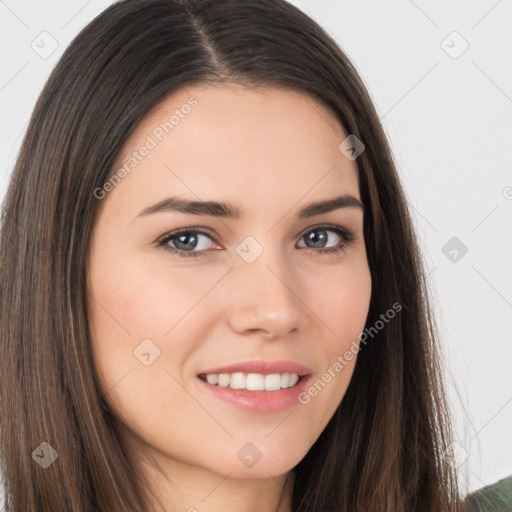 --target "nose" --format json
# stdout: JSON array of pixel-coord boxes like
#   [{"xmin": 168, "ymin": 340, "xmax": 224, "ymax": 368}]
[{"xmin": 226, "ymin": 247, "xmax": 304, "ymax": 340}]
